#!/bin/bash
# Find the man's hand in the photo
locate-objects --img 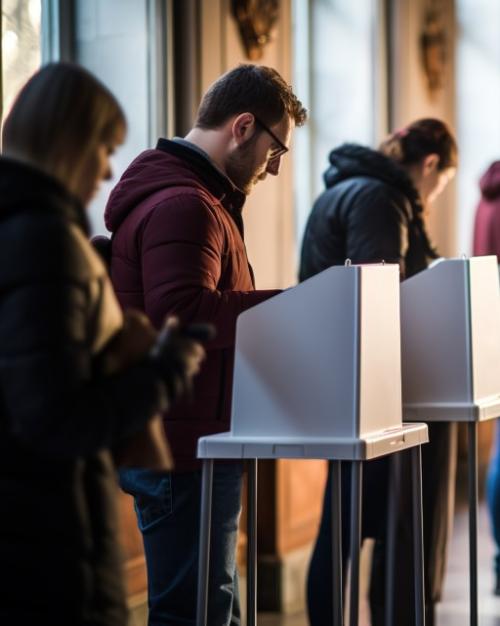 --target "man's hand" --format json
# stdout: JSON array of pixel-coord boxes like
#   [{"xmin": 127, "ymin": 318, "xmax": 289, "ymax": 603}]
[{"xmin": 150, "ymin": 317, "xmax": 210, "ymax": 404}]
